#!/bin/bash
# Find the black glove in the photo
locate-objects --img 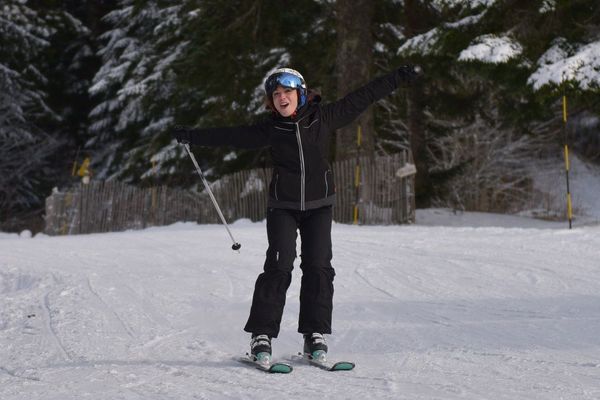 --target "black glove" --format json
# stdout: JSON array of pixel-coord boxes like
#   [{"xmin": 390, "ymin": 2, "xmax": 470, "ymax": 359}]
[
  {"xmin": 397, "ymin": 64, "xmax": 422, "ymax": 85},
  {"xmin": 171, "ymin": 125, "xmax": 192, "ymax": 144}
]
